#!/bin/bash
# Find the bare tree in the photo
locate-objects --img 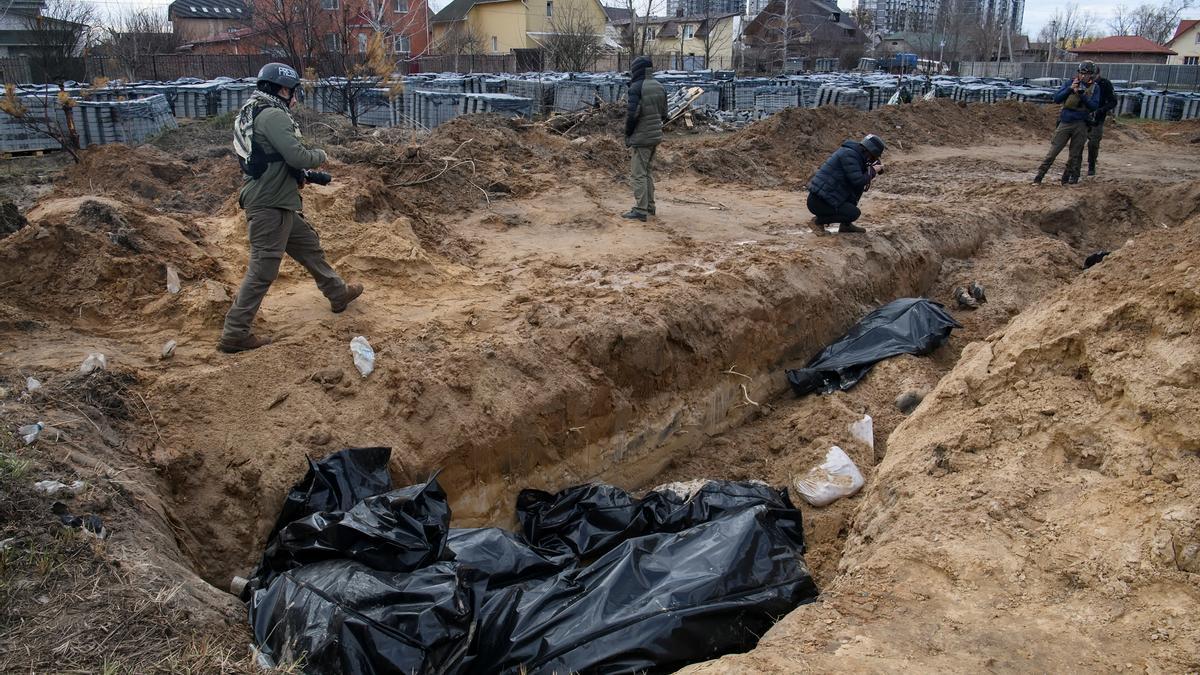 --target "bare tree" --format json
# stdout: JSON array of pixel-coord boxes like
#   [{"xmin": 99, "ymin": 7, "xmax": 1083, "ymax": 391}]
[
  {"xmin": 1037, "ymin": 3, "xmax": 1097, "ymax": 61},
  {"xmin": 1108, "ymin": 1, "xmax": 1194, "ymax": 43},
  {"xmin": 617, "ymin": 0, "xmax": 668, "ymax": 59},
  {"xmin": 245, "ymin": 0, "xmax": 329, "ymax": 70},
  {"xmin": 101, "ymin": 8, "xmax": 178, "ymax": 81},
  {"xmin": 22, "ymin": 0, "xmax": 96, "ymax": 83},
  {"xmin": 542, "ymin": 5, "xmax": 606, "ymax": 72},
  {"xmin": 432, "ymin": 23, "xmax": 483, "ymax": 71}
]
